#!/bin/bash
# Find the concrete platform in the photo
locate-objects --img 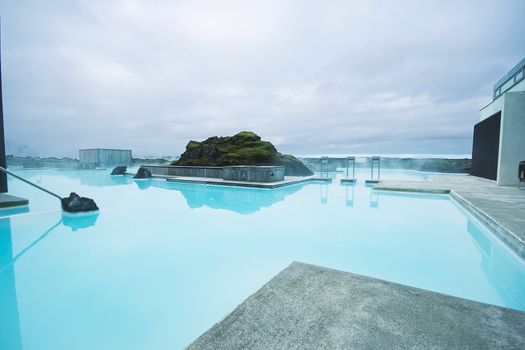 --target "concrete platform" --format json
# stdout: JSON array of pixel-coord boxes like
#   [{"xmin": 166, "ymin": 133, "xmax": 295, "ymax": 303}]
[
  {"xmin": 161, "ymin": 175, "xmax": 326, "ymax": 189},
  {"xmin": 0, "ymin": 193, "xmax": 29, "ymax": 209},
  {"xmin": 365, "ymin": 179, "xmax": 380, "ymax": 184},
  {"xmin": 187, "ymin": 262, "xmax": 525, "ymax": 350},
  {"xmin": 375, "ymin": 175, "xmax": 525, "ymax": 259}
]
